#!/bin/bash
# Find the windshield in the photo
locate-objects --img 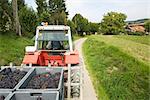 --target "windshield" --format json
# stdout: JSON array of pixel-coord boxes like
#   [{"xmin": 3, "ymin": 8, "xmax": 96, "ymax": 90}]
[
  {"xmin": 38, "ymin": 30, "xmax": 68, "ymax": 41},
  {"xmin": 37, "ymin": 30, "xmax": 69, "ymax": 50}
]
